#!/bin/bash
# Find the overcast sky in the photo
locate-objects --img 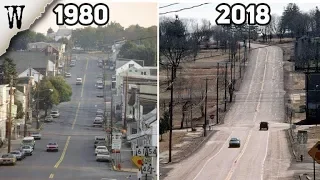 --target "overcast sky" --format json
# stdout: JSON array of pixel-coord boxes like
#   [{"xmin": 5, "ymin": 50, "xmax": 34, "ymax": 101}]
[
  {"xmin": 159, "ymin": 2, "xmax": 319, "ymax": 25},
  {"xmin": 31, "ymin": 0, "xmax": 157, "ymax": 34}
]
